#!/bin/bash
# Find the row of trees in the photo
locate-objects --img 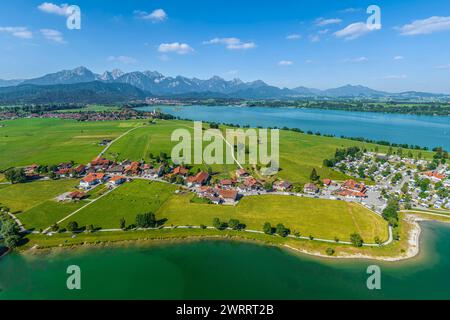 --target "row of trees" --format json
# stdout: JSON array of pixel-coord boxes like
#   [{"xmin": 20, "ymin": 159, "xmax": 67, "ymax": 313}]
[{"xmin": 212, "ymin": 218, "xmax": 246, "ymax": 231}]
